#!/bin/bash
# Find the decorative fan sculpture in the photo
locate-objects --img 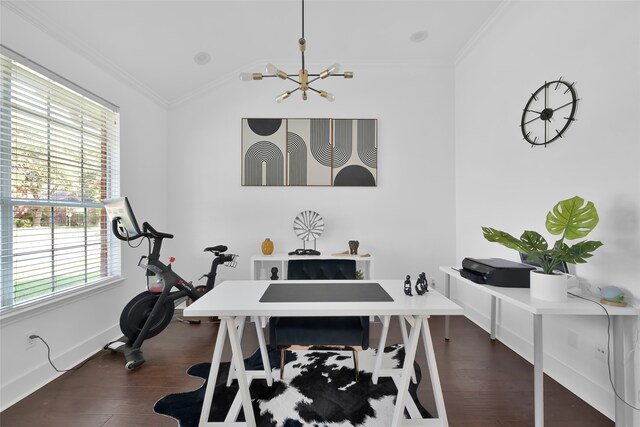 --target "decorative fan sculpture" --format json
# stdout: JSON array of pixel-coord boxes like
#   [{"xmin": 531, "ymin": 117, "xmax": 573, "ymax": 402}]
[{"xmin": 292, "ymin": 210, "xmax": 324, "ymax": 253}]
